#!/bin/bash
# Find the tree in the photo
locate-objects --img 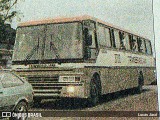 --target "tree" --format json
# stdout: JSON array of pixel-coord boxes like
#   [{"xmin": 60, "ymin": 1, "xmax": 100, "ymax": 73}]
[
  {"xmin": 0, "ymin": 0, "xmax": 20, "ymax": 24},
  {"xmin": 0, "ymin": 0, "xmax": 22, "ymax": 49}
]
